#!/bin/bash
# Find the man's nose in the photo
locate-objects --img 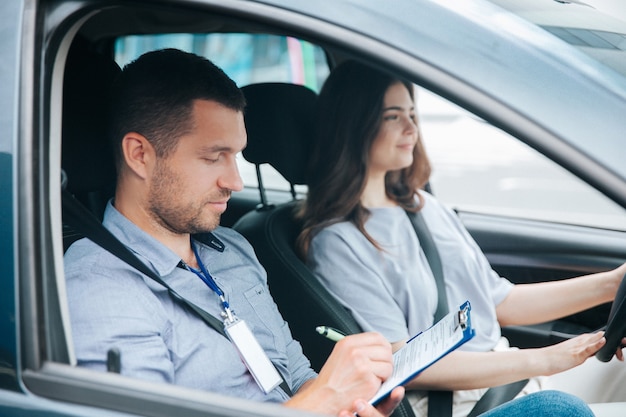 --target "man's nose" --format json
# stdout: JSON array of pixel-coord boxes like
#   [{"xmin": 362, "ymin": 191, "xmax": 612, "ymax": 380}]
[{"xmin": 219, "ymin": 158, "xmax": 244, "ymax": 192}]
